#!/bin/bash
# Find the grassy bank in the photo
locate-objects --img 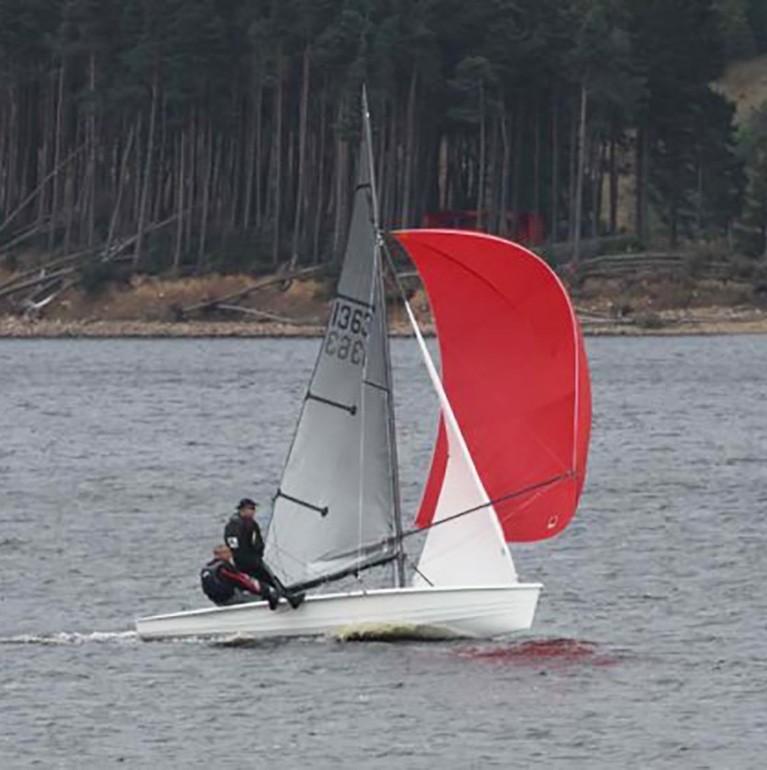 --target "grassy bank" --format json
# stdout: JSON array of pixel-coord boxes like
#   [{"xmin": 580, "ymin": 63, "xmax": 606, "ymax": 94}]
[{"xmin": 1, "ymin": 262, "xmax": 766, "ymax": 339}]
